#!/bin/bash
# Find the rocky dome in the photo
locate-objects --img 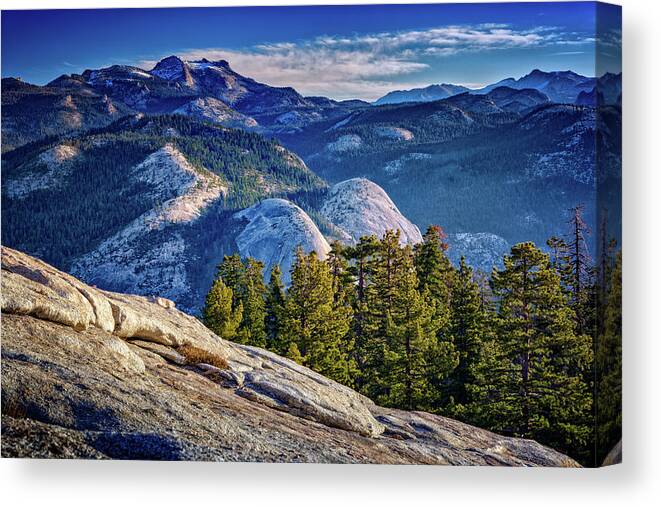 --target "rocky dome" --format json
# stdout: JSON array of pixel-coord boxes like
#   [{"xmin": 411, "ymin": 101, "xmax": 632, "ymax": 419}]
[
  {"xmin": 233, "ymin": 198, "xmax": 331, "ymax": 284},
  {"xmin": 320, "ymin": 178, "xmax": 422, "ymax": 245}
]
